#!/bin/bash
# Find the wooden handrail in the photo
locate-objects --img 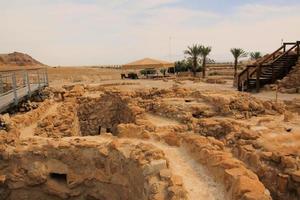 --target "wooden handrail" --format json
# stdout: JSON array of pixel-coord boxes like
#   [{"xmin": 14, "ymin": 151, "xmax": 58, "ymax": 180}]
[
  {"xmin": 237, "ymin": 41, "xmax": 299, "ymax": 91},
  {"xmin": 269, "ymin": 43, "xmax": 298, "ymax": 64},
  {"xmin": 254, "ymin": 45, "xmax": 284, "ymax": 65}
]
